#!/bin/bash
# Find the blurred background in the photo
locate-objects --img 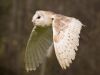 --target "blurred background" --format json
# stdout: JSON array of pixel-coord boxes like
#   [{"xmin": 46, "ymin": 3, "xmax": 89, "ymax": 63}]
[{"xmin": 0, "ymin": 0, "xmax": 100, "ymax": 75}]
